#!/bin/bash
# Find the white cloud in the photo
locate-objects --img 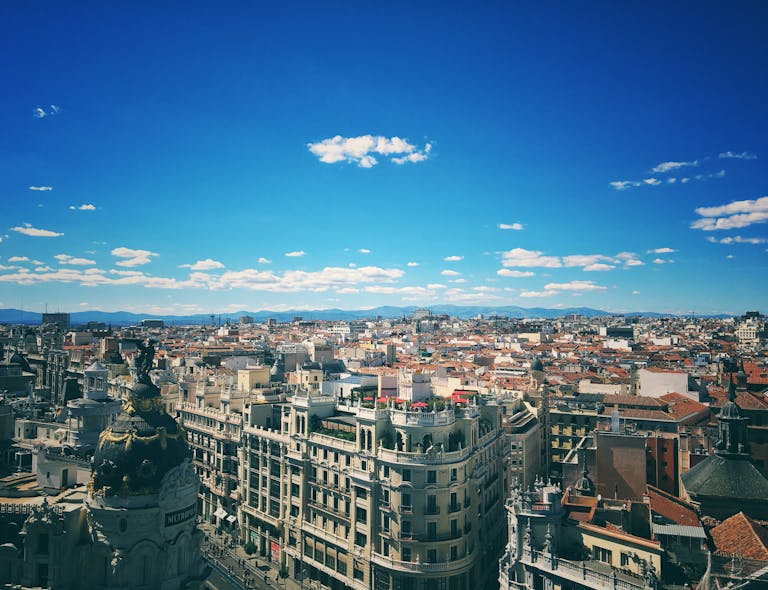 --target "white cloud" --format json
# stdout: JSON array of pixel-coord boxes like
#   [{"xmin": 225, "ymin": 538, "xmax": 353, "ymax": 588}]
[
  {"xmin": 651, "ymin": 160, "xmax": 698, "ymax": 173},
  {"xmin": 444, "ymin": 255, "xmax": 463, "ymax": 262},
  {"xmin": 500, "ymin": 248, "xmax": 562, "ymax": 268},
  {"xmin": 8, "ymin": 256, "xmax": 29, "ymax": 262},
  {"xmin": 498, "ymin": 223, "xmax": 524, "ymax": 230},
  {"xmin": 632, "ymin": 290, "xmax": 640, "ymax": 295},
  {"xmin": 55, "ymin": 254, "xmax": 96, "ymax": 266},
  {"xmin": 441, "ymin": 269, "xmax": 461, "ymax": 276},
  {"xmin": 691, "ymin": 196, "xmax": 768, "ymax": 231},
  {"xmin": 285, "ymin": 250, "xmax": 306, "ymax": 257},
  {"xmin": 726, "ymin": 254, "xmax": 734, "ymax": 259},
  {"xmin": 544, "ymin": 280, "xmax": 607, "ymax": 292},
  {"xmin": 337, "ymin": 287, "xmax": 359, "ymax": 294},
  {"xmin": 308, "ymin": 135, "xmax": 431, "ymax": 168},
  {"xmin": 111, "ymin": 247, "xmax": 158, "ymax": 267},
  {"xmin": 610, "ymin": 180, "xmax": 640, "ymax": 190},
  {"xmin": 80, "ymin": 302, "xmax": 89, "ymax": 306},
  {"xmin": 562, "ymin": 254, "xmax": 613, "ymax": 268},
  {"xmin": 34, "ymin": 105, "xmax": 59, "ymax": 119},
  {"xmin": 652, "ymin": 258, "xmax": 668, "ymax": 264},
  {"xmin": 647, "ymin": 247, "xmax": 677, "ymax": 254},
  {"xmin": 583, "ymin": 263, "xmax": 615, "ymax": 271},
  {"xmin": 29, "ymin": 186, "xmax": 53, "ymax": 191},
  {"xmin": 407, "ymin": 262, "xmax": 420, "ymax": 267},
  {"xmin": 623, "ymin": 259, "xmax": 645, "ymax": 267},
  {"xmin": 180, "ymin": 258, "xmax": 225, "ymax": 271},
  {"xmin": 497, "ymin": 269, "xmax": 535, "ymax": 278},
  {"xmin": 427, "ymin": 283, "xmax": 446, "ymax": 289},
  {"xmin": 35, "ymin": 266, "xmax": 52, "ymax": 272},
  {"xmin": 258, "ymin": 257, "xmax": 272, "ymax": 264},
  {"xmin": 358, "ymin": 248, "xmax": 371, "ymax": 254},
  {"xmin": 449, "ymin": 278, "xmax": 467, "ymax": 283},
  {"xmin": 10, "ymin": 223, "xmax": 63, "ymax": 237},
  {"xmin": 719, "ymin": 151, "xmax": 757, "ymax": 160},
  {"xmin": 644, "ymin": 178, "xmax": 662, "ymax": 186},
  {"xmin": 69, "ymin": 204, "xmax": 96, "ymax": 211},
  {"xmin": 706, "ymin": 235, "xmax": 767, "ymax": 245}
]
